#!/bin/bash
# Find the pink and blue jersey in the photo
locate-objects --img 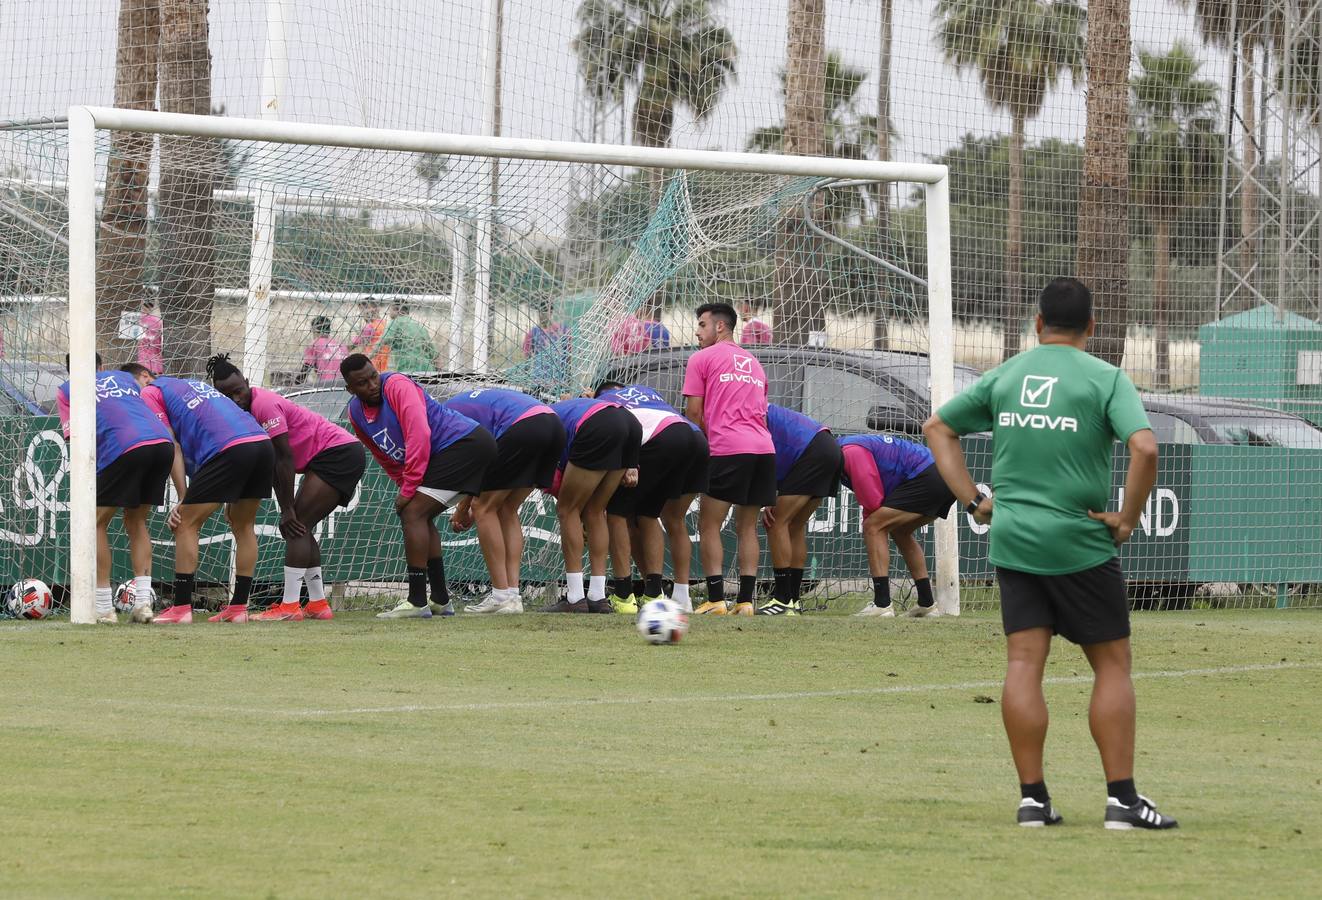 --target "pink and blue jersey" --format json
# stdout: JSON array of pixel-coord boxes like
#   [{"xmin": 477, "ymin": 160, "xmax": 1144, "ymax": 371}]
[
  {"xmin": 348, "ymin": 372, "xmax": 479, "ymax": 498},
  {"xmin": 597, "ymin": 383, "xmax": 700, "ymax": 433},
  {"xmin": 767, "ymin": 404, "xmax": 828, "ymax": 483},
  {"xmin": 838, "ymin": 434, "xmax": 935, "ymax": 516},
  {"xmin": 551, "ymin": 397, "xmax": 617, "ymax": 469},
  {"xmin": 442, "ymin": 388, "xmax": 552, "ymax": 439},
  {"xmin": 681, "ymin": 341, "xmax": 774, "ymax": 456},
  {"xmin": 142, "ymin": 376, "xmax": 269, "ymax": 475},
  {"xmin": 247, "ymin": 386, "xmax": 357, "ymax": 472},
  {"xmin": 57, "ymin": 371, "xmax": 171, "ymax": 472}
]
